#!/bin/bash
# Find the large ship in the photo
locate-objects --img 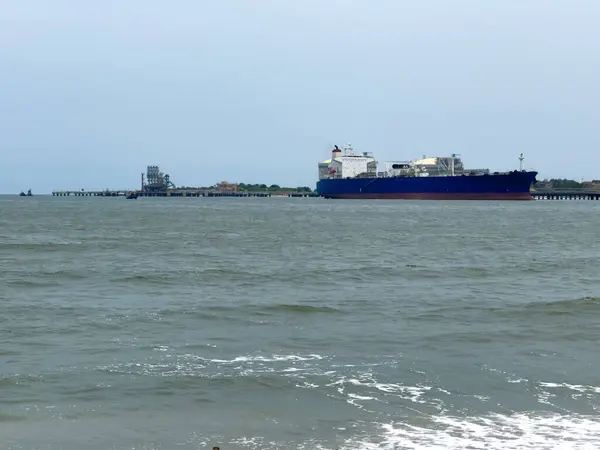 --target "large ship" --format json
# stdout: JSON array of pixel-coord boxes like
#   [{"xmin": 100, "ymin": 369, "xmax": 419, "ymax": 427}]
[{"xmin": 316, "ymin": 143, "xmax": 538, "ymax": 200}]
